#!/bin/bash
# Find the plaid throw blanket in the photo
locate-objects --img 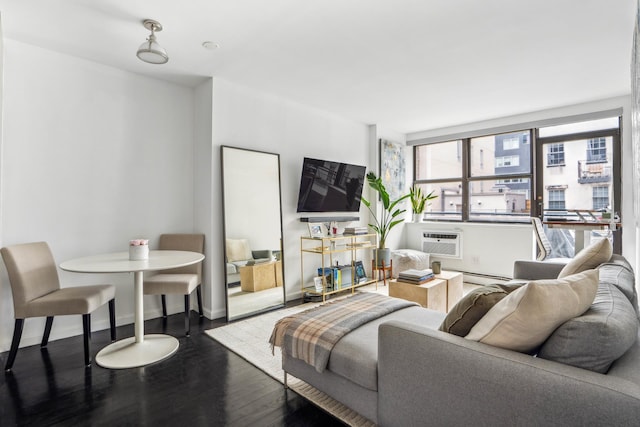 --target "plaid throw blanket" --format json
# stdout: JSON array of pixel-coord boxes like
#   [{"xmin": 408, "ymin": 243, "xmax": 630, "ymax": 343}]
[{"xmin": 269, "ymin": 292, "xmax": 417, "ymax": 372}]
